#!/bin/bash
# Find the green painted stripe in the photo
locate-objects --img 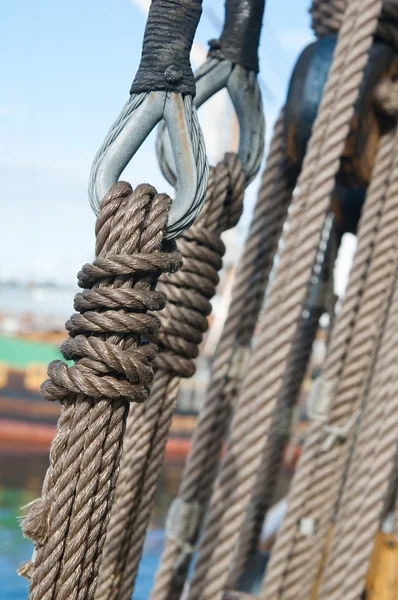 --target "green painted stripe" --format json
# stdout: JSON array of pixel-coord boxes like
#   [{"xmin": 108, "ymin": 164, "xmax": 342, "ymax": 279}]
[{"xmin": 0, "ymin": 335, "xmax": 64, "ymax": 369}]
